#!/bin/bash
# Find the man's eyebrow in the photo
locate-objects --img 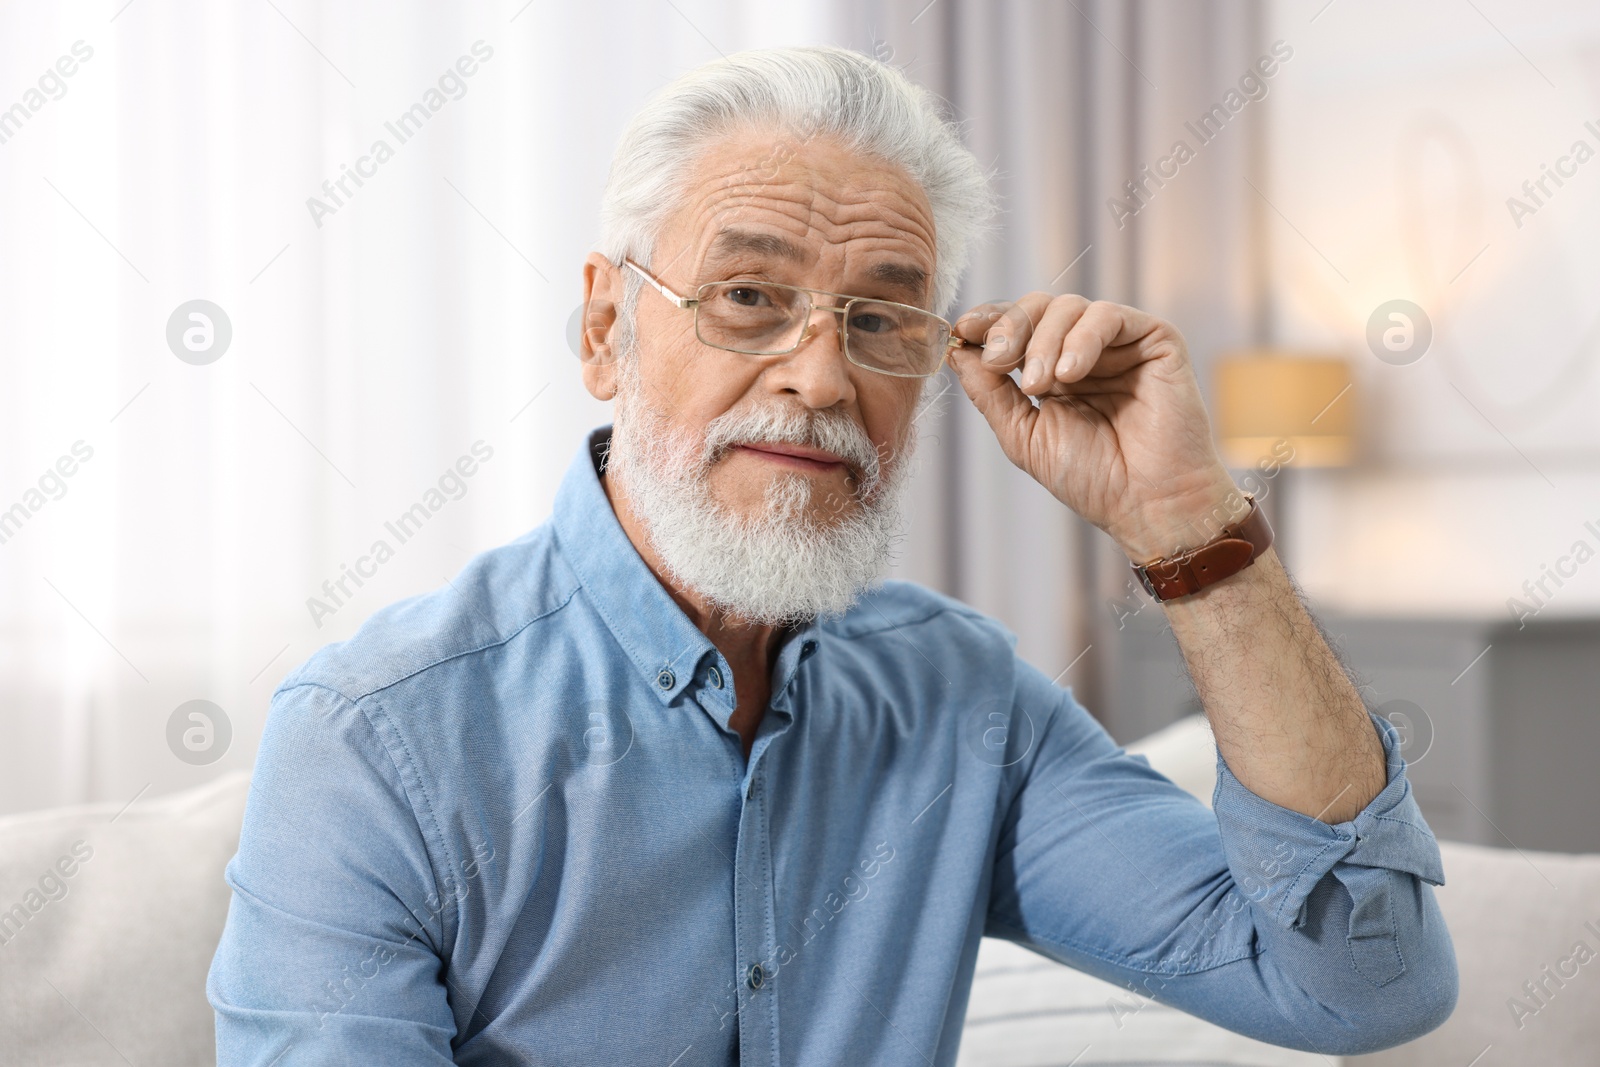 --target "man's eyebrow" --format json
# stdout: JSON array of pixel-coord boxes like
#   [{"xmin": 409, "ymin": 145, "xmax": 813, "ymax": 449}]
[
  {"xmin": 705, "ymin": 227, "xmax": 928, "ymax": 301},
  {"xmin": 706, "ymin": 228, "xmax": 806, "ymax": 262},
  {"xmin": 867, "ymin": 260, "xmax": 928, "ymax": 301}
]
